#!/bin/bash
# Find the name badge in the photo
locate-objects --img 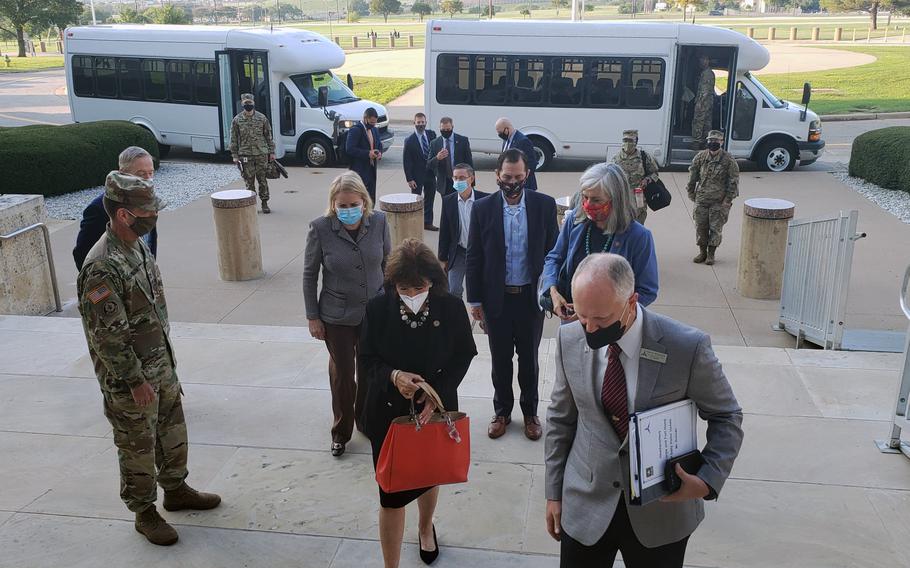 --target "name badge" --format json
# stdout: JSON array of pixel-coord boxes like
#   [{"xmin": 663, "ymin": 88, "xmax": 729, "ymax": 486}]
[{"xmin": 640, "ymin": 348, "xmax": 667, "ymax": 364}]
